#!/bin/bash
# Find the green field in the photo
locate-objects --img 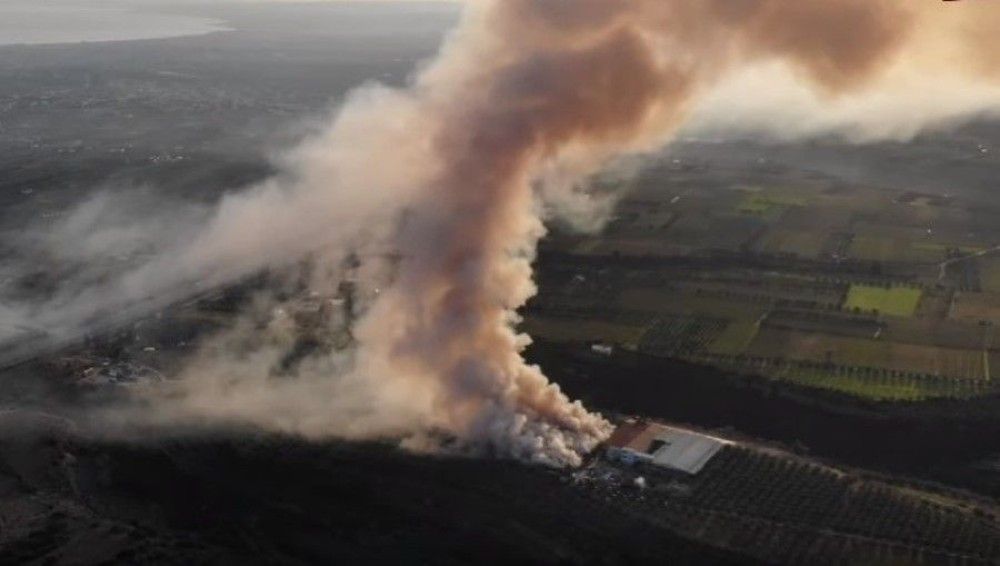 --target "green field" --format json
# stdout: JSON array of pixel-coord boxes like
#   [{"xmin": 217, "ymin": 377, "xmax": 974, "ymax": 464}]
[
  {"xmin": 737, "ymin": 194, "xmax": 806, "ymax": 219},
  {"xmin": 707, "ymin": 321, "xmax": 760, "ymax": 355},
  {"xmin": 766, "ymin": 364, "xmax": 981, "ymax": 401},
  {"xmin": 848, "ymin": 236, "xmax": 944, "ymax": 264},
  {"xmin": 701, "ymin": 354, "xmax": 988, "ymax": 401},
  {"xmin": 844, "ymin": 285, "xmax": 922, "ymax": 317}
]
